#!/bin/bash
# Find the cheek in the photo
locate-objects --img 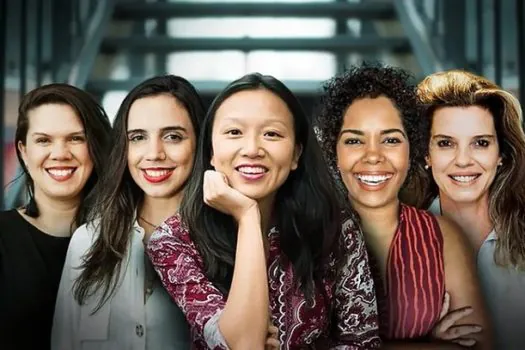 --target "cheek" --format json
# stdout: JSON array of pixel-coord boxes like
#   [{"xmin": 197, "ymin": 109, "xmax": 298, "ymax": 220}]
[
  {"xmin": 24, "ymin": 145, "xmax": 47, "ymax": 168},
  {"xmin": 127, "ymin": 145, "xmax": 140, "ymax": 167},
  {"xmin": 166, "ymin": 144, "xmax": 194, "ymax": 166},
  {"xmin": 336, "ymin": 144, "xmax": 351, "ymax": 169},
  {"xmin": 477, "ymin": 152, "xmax": 500, "ymax": 171},
  {"xmin": 428, "ymin": 150, "xmax": 452, "ymax": 172}
]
